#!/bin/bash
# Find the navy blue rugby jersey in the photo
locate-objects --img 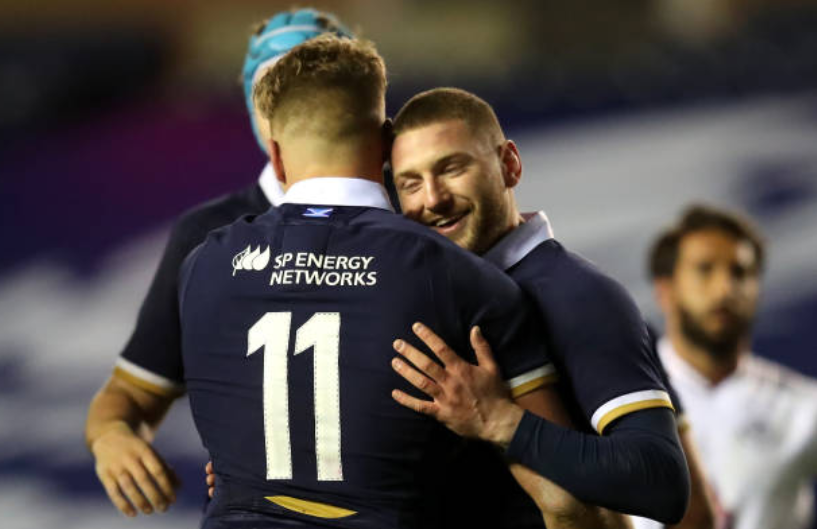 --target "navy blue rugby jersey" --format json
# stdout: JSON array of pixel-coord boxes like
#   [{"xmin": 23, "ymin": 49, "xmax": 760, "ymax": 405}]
[
  {"xmin": 177, "ymin": 179, "xmax": 552, "ymax": 529},
  {"xmin": 484, "ymin": 212, "xmax": 674, "ymax": 435},
  {"xmin": 113, "ymin": 166, "xmax": 282, "ymax": 395}
]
